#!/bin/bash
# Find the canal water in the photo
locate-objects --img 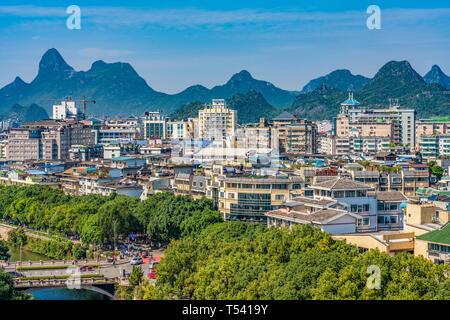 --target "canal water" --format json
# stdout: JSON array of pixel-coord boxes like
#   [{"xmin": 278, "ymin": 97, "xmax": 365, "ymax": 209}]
[
  {"xmin": 7, "ymin": 247, "xmax": 111, "ymax": 300},
  {"xmin": 25, "ymin": 288, "xmax": 111, "ymax": 300},
  {"xmin": 7, "ymin": 246, "xmax": 50, "ymax": 262}
]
